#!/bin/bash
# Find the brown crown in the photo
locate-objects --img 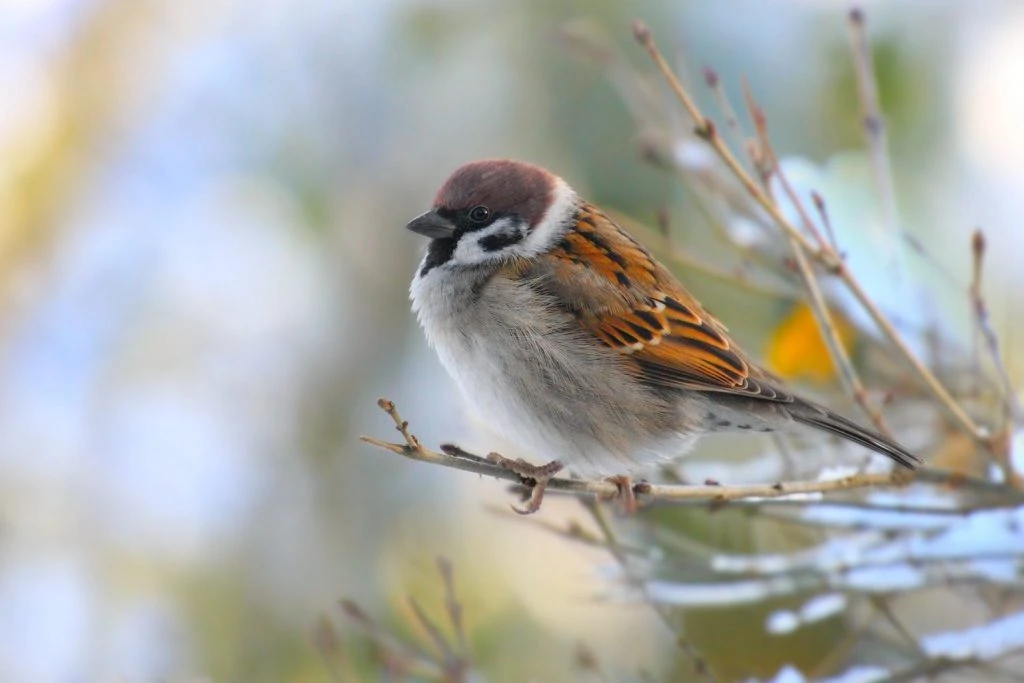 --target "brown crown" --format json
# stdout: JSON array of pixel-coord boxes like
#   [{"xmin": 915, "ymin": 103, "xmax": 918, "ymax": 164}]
[{"xmin": 434, "ymin": 159, "xmax": 556, "ymax": 229}]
